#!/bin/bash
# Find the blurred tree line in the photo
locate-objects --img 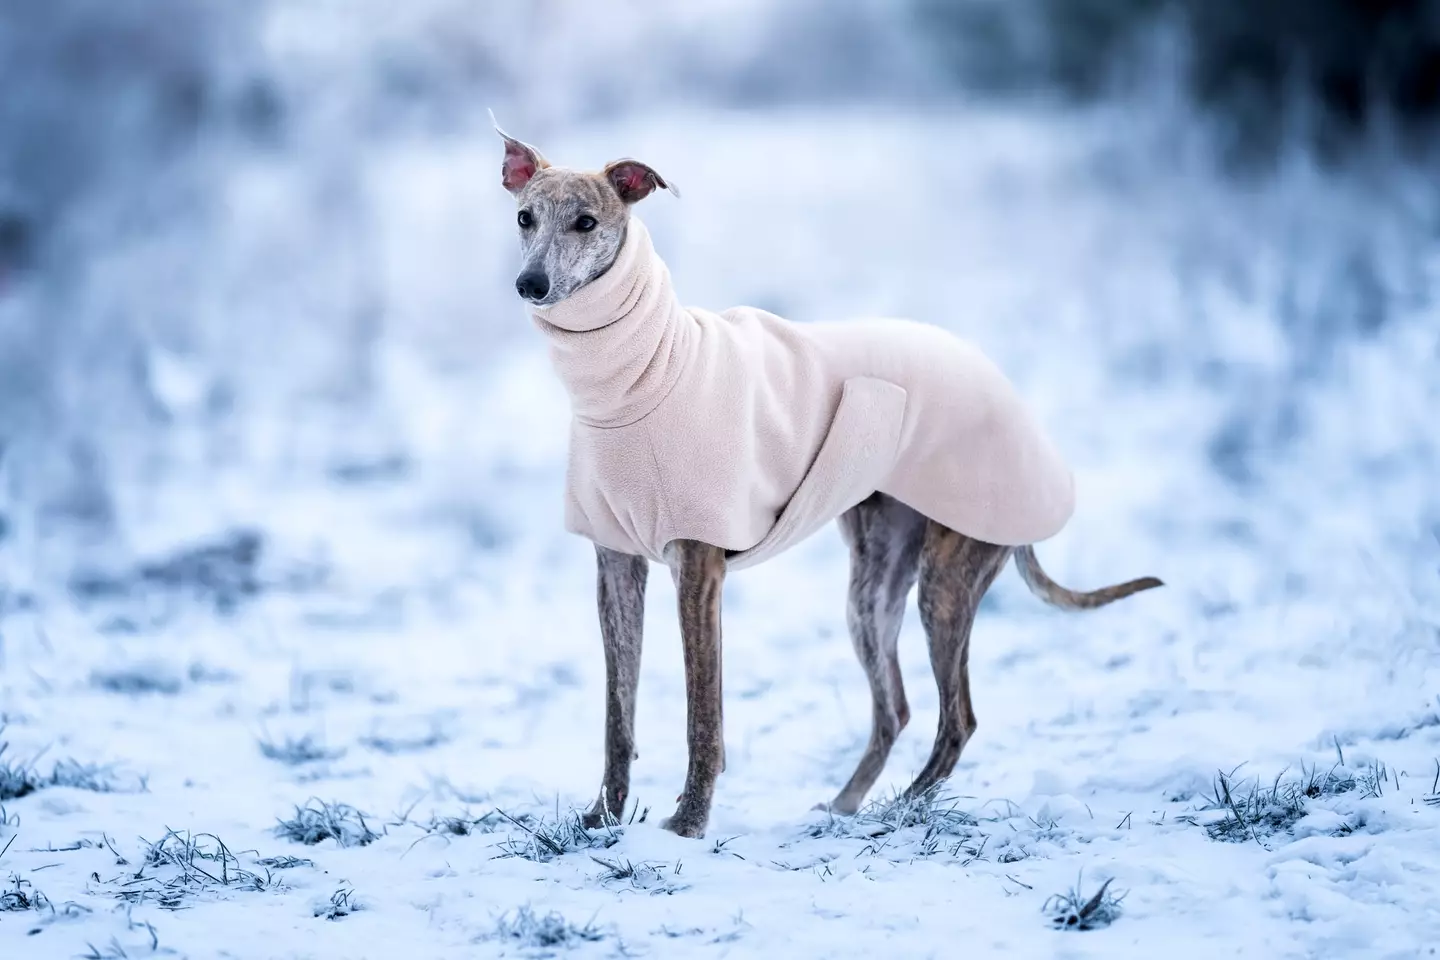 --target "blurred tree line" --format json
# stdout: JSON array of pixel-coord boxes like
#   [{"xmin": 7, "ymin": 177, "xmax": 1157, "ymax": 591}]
[
  {"xmin": 918, "ymin": 0, "xmax": 1440, "ymax": 162},
  {"xmin": 0, "ymin": 0, "xmax": 271, "ymax": 552}
]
